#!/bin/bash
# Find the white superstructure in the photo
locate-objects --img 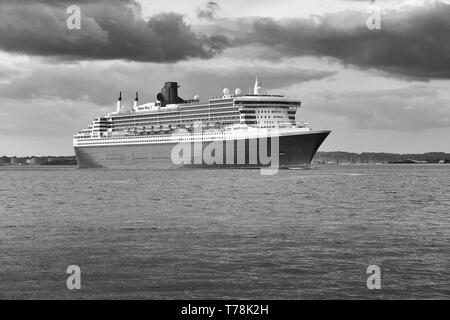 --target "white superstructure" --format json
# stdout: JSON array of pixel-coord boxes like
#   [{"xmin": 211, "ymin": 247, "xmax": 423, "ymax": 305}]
[{"xmin": 73, "ymin": 78, "xmax": 312, "ymax": 148}]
